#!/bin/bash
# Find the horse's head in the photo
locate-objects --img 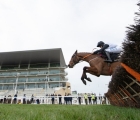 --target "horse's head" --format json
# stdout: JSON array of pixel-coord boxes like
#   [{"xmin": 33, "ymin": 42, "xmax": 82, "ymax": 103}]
[{"xmin": 68, "ymin": 50, "xmax": 81, "ymax": 68}]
